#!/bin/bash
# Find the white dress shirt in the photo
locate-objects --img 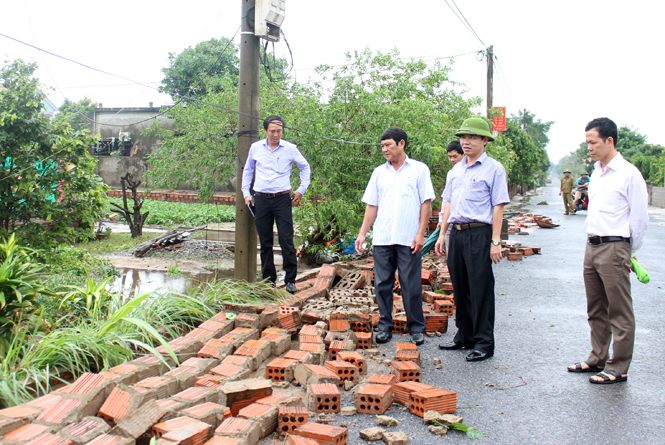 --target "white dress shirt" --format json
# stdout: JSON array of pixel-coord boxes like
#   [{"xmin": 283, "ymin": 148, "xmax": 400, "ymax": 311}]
[
  {"xmin": 362, "ymin": 156, "xmax": 436, "ymax": 247},
  {"xmin": 585, "ymin": 152, "xmax": 649, "ymax": 253},
  {"xmin": 241, "ymin": 138, "xmax": 311, "ymax": 198}
]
